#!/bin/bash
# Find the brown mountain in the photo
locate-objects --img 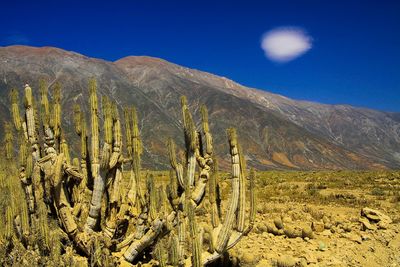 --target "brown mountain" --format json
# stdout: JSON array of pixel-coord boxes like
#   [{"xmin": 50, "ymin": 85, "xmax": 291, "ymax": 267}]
[{"xmin": 1, "ymin": 45, "xmax": 399, "ymax": 170}]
